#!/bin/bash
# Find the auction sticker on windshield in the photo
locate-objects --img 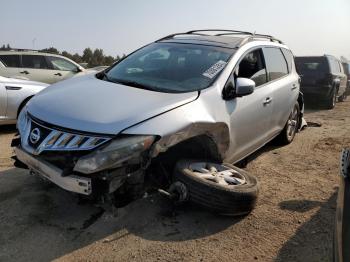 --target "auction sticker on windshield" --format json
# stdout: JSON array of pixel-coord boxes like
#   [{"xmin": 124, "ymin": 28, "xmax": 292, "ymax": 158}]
[{"xmin": 203, "ymin": 60, "xmax": 227, "ymax": 79}]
